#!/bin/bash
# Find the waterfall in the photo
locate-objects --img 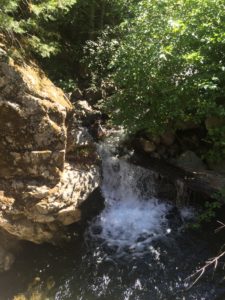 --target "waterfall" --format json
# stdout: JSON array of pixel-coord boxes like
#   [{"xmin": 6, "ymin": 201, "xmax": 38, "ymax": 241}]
[{"xmin": 88, "ymin": 131, "xmax": 171, "ymax": 256}]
